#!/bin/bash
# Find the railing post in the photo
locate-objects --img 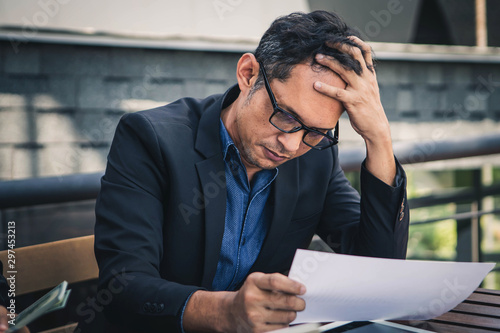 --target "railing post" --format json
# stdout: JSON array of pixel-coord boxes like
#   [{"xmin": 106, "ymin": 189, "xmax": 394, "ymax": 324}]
[
  {"xmin": 456, "ymin": 209, "xmax": 472, "ymax": 261},
  {"xmin": 455, "ymin": 169, "xmax": 483, "ymax": 262},
  {"xmin": 472, "ymin": 169, "xmax": 483, "ymax": 263},
  {"xmin": 483, "ymin": 164, "xmax": 496, "ymax": 288}
]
